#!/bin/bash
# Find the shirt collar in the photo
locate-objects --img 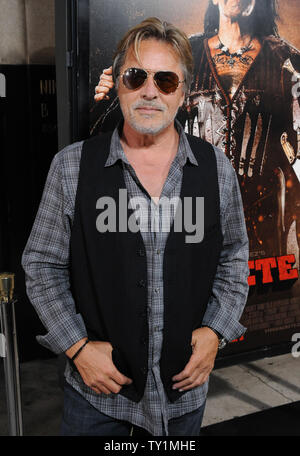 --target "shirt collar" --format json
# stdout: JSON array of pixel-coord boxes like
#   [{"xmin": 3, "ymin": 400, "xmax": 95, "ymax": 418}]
[{"xmin": 104, "ymin": 120, "xmax": 198, "ymax": 168}]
